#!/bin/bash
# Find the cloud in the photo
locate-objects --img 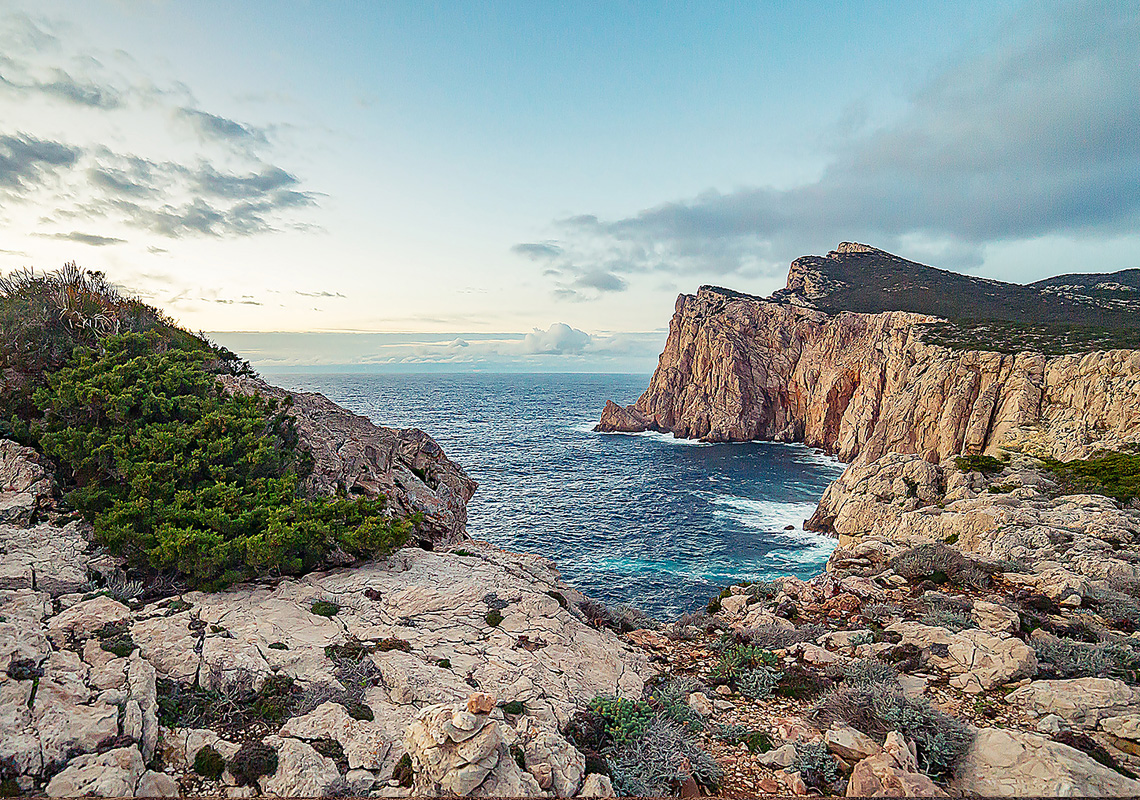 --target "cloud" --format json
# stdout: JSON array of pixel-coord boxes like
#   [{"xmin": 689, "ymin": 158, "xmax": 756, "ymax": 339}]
[
  {"xmin": 522, "ymin": 322, "xmax": 590, "ymax": 354},
  {"xmin": 574, "ymin": 269, "xmax": 628, "ymax": 293},
  {"xmin": 521, "ymin": 1, "xmax": 1140, "ymax": 286},
  {"xmin": 0, "ymin": 12, "xmax": 317, "ymax": 241},
  {"xmin": 0, "ymin": 133, "xmax": 80, "ymax": 191},
  {"xmin": 35, "ymin": 231, "xmax": 124, "ymax": 246},
  {"xmin": 511, "ymin": 242, "xmax": 563, "ymax": 260},
  {"xmin": 178, "ymin": 108, "xmax": 266, "ymax": 143}
]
